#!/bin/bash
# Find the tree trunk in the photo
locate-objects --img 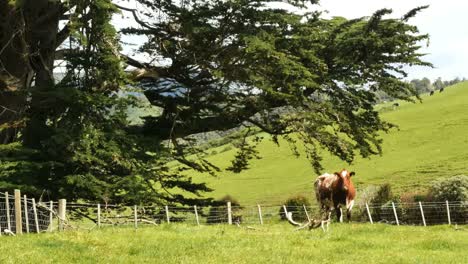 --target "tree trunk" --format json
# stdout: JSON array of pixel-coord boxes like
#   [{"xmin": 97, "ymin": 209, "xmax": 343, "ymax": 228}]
[
  {"xmin": 21, "ymin": 0, "xmax": 61, "ymax": 147},
  {"xmin": 0, "ymin": 0, "xmax": 30, "ymax": 143},
  {"xmin": 0, "ymin": 0, "xmax": 62, "ymax": 145}
]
